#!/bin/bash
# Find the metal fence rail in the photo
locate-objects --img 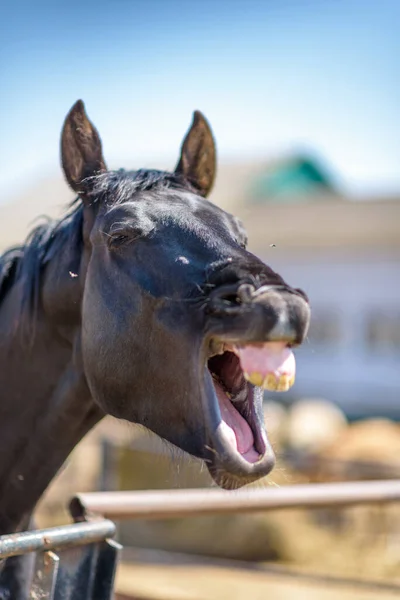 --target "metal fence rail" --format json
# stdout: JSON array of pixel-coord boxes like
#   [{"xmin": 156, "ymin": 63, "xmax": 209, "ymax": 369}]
[
  {"xmin": 0, "ymin": 519, "xmax": 121, "ymax": 600},
  {"xmin": 70, "ymin": 479, "xmax": 400, "ymax": 521}
]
